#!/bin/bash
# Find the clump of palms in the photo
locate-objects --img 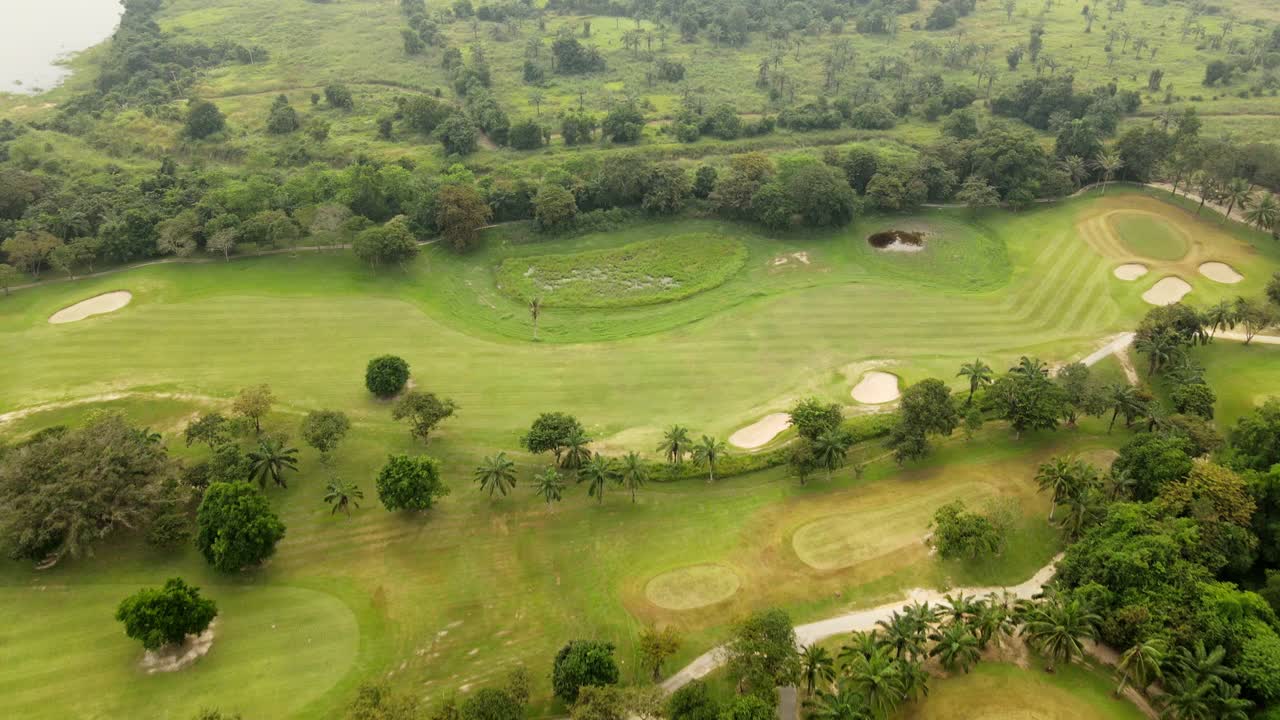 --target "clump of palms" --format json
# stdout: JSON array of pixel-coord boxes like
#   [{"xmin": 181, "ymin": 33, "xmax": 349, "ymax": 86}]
[
  {"xmin": 1092, "ymin": 150, "xmax": 1124, "ymax": 194},
  {"xmin": 323, "ymin": 476, "xmax": 364, "ymax": 516},
  {"xmin": 1020, "ymin": 593, "xmax": 1099, "ymax": 671}
]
